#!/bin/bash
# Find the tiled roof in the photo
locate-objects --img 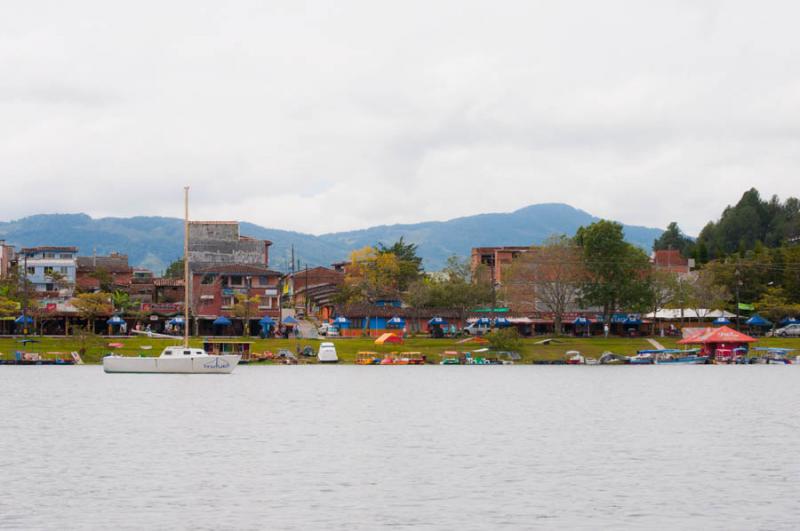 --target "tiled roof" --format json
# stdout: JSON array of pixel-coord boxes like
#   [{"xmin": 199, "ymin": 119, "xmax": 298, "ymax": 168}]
[
  {"xmin": 76, "ymin": 255, "xmax": 131, "ymax": 272},
  {"xmin": 153, "ymin": 278, "xmax": 185, "ymax": 287},
  {"xmin": 194, "ymin": 264, "xmax": 282, "ymax": 276},
  {"xmin": 21, "ymin": 246, "xmax": 78, "ymax": 253}
]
